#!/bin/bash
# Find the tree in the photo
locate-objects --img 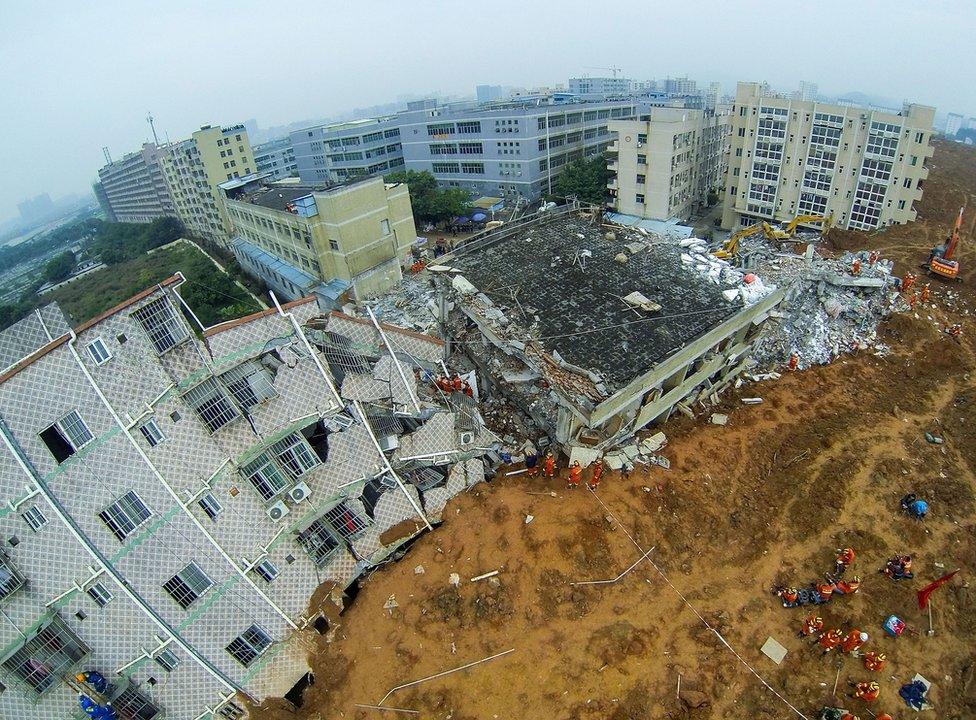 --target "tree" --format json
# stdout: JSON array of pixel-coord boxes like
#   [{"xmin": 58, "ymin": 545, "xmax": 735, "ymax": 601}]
[
  {"xmin": 44, "ymin": 251, "xmax": 76, "ymax": 283},
  {"xmin": 146, "ymin": 216, "xmax": 185, "ymax": 249},
  {"xmin": 549, "ymin": 157, "xmax": 612, "ymax": 205},
  {"xmin": 385, "ymin": 170, "xmax": 472, "ymax": 224}
]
